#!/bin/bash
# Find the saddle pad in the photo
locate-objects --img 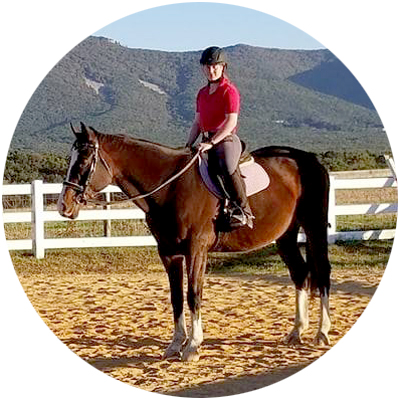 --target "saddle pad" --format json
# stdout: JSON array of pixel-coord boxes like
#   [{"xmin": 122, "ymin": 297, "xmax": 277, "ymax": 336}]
[{"xmin": 198, "ymin": 156, "xmax": 270, "ymax": 199}]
